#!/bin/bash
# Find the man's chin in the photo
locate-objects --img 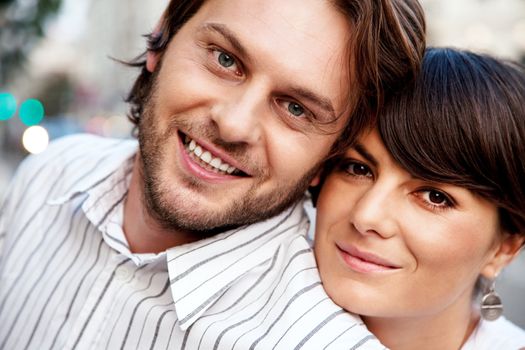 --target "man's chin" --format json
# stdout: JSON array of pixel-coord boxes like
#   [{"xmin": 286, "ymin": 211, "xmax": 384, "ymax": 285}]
[{"xmin": 143, "ymin": 183, "xmax": 303, "ymax": 237}]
